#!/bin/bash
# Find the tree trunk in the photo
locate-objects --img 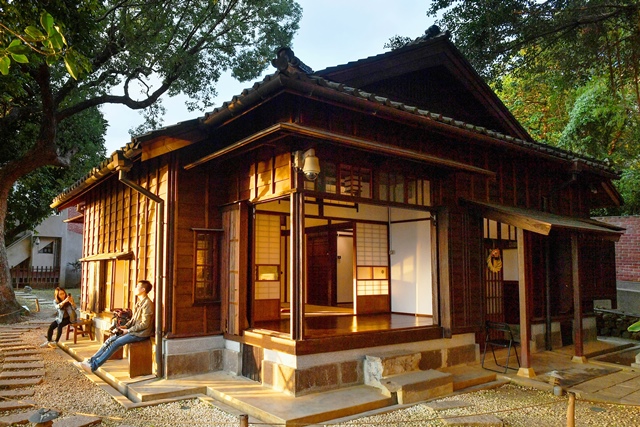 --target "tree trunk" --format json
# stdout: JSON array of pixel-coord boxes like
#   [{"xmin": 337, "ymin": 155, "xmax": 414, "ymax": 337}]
[{"xmin": 0, "ymin": 180, "xmax": 24, "ymax": 323}]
